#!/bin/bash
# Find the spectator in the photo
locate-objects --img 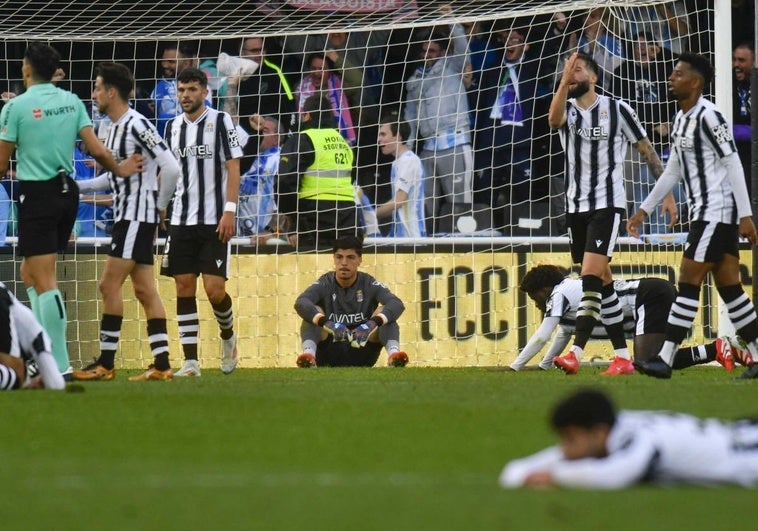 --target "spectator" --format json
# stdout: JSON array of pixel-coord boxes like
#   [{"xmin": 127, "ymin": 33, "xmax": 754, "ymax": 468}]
[
  {"xmin": 733, "ymin": 42, "xmax": 753, "ymax": 195},
  {"xmin": 277, "ymin": 95, "xmax": 358, "ymax": 250},
  {"xmin": 222, "ymin": 36, "xmax": 296, "ymax": 171},
  {"xmin": 612, "ymin": 32, "xmax": 682, "ymax": 234},
  {"xmin": 150, "ymin": 44, "xmax": 195, "ymax": 137},
  {"xmin": 294, "ymin": 53, "xmax": 357, "ymax": 146},
  {"xmin": 237, "ymin": 114, "xmax": 283, "ymax": 243},
  {"xmin": 375, "ymin": 116, "xmax": 426, "ymax": 238},
  {"xmin": 623, "ymin": 2, "xmax": 690, "ymax": 55},
  {"xmin": 72, "ymin": 145, "xmax": 113, "ymax": 239},
  {"xmin": 472, "ymin": 26, "xmax": 550, "ymax": 230},
  {"xmin": 294, "ymin": 234, "xmax": 408, "ymax": 368},
  {"xmin": 500, "ymin": 389, "xmax": 758, "ymax": 489},
  {"xmin": 404, "ymin": 8, "xmax": 473, "ymax": 234},
  {"xmin": 573, "ymin": 8, "xmax": 623, "ymax": 91}
]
